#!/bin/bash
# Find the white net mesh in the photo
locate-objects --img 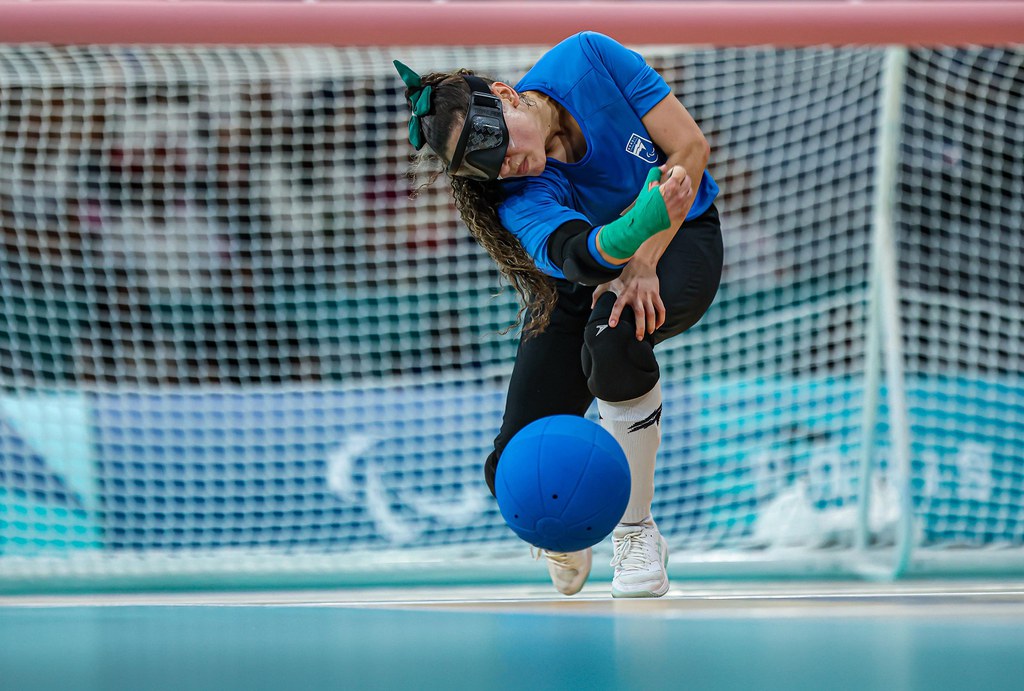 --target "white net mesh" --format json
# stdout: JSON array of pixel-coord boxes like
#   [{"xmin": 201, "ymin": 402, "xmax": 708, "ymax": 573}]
[
  {"xmin": 896, "ymin": 49, "xmax": 1024, "ymax": 558},
  {"xmin": 0, "ymin": 44, "xmax": 1021, "ymax": 590}
]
